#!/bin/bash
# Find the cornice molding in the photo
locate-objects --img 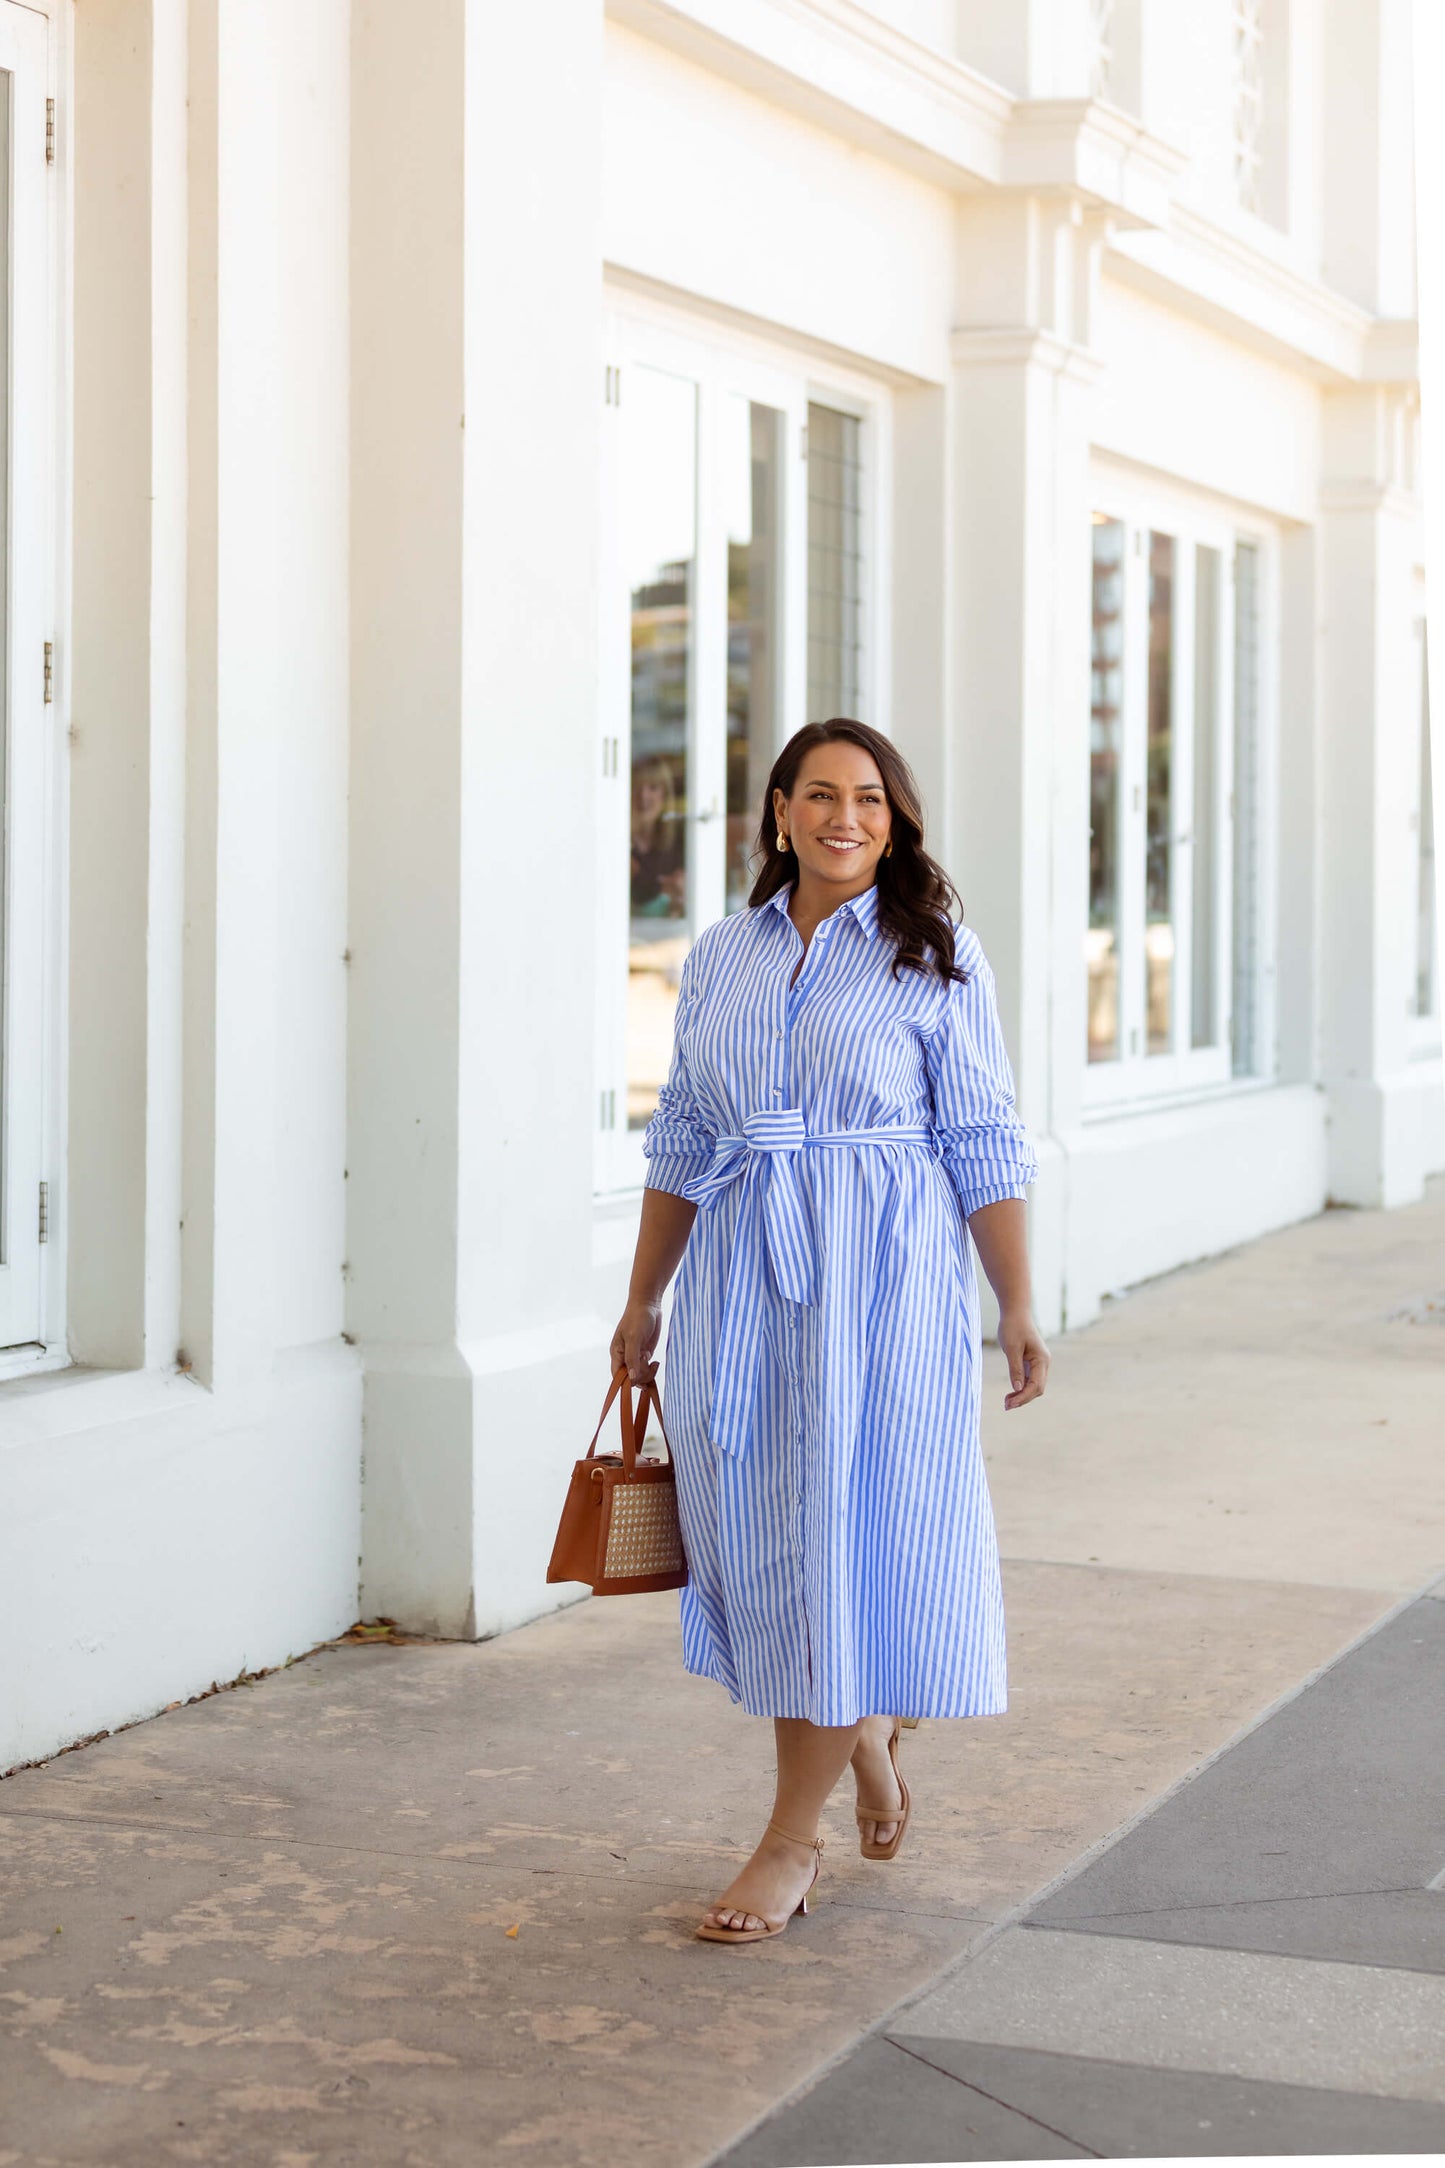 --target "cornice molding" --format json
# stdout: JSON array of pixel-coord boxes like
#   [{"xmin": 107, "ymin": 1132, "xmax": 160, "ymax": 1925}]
[
  {"xmin": 1319, "ymin": 478, "xmax": 1420, "ymax": 519},
  {"xmin": 949, "ymin": 326, "xmax": 1105, "ymax": 385},
  {"xmin": 1360, "ymin": 319, "xmax": 1420, "ymax": 384},
  {"xmin": 1107, "ymin": 208, "xmax": 1395, "ymax": 385},
  {"xmin": 605, "ymin": 0, "xmax": 1414, "ymax": 389},
  {"xmin": 1002, "ymin": 98, "xmax": 1187, "ymax": 230},
  {"xmin": 606, "ymin": 0, "xmax": 1010, "ymax": 189}
]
